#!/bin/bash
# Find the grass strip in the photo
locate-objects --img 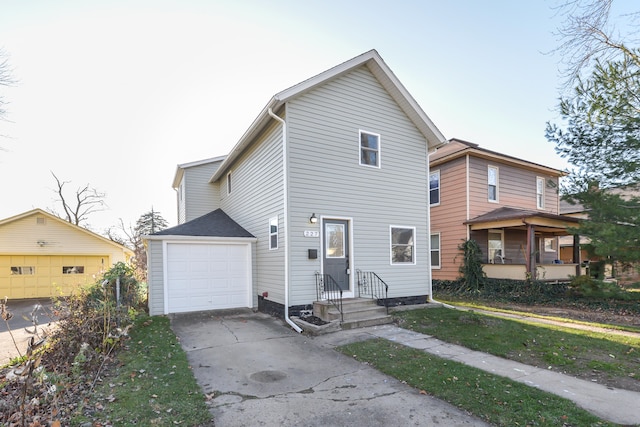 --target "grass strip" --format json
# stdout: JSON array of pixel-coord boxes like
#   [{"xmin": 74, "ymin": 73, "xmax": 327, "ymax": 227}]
[
  {"xmin": 438, "ymin": 299, "xmax": 640, "ymax": 334},
  {"xmin": 338, "ymin": 338, "xmax": 615, "ymax": 427},
  {"xmin": 394, "ymin": 307, "xmax": 639, "ymax": 384},
  {"xmin": 72, "ymin": 315, "xmax": 212, "ymax": 426}
]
